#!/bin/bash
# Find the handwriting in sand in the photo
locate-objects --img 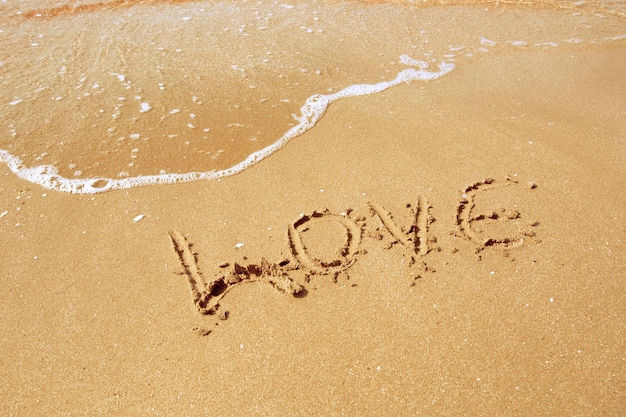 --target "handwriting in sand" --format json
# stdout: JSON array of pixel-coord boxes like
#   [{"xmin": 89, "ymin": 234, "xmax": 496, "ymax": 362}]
[{"xmin": 169, "ymin": 178, "xmax": 540, "ymax": 334}]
